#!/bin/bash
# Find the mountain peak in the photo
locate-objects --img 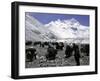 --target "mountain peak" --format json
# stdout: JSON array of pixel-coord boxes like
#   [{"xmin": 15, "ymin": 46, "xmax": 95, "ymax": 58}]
[
  {"xmin": 70, "ymin": 18, "xmax": 78, "ymax": 23},
  {"xmin": 45, "ymin": 18, "xmax": 89, "ymax": 39}
]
